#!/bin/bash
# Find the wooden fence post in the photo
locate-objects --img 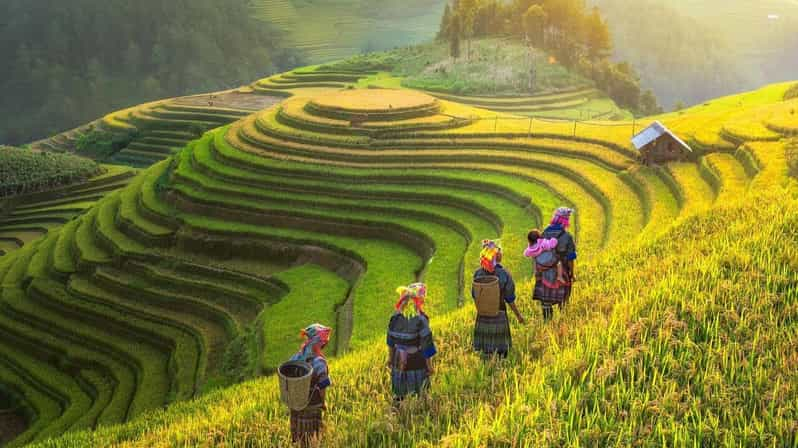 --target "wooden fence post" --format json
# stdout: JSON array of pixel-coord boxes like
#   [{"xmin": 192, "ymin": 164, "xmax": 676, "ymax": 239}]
[{"xmin": 573, "ymin": 121, "xmax": 577, "ymax": 137}]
